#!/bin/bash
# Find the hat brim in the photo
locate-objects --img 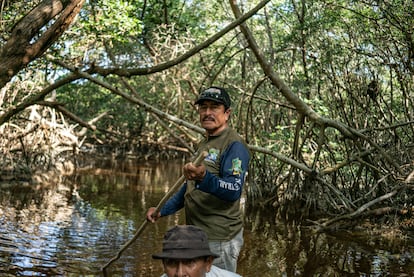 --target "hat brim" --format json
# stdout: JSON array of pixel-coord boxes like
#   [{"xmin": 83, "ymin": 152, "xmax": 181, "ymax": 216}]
[
  {"xmin": 152, "ymin": 249, "xmax": 219, "ymax": 260},
  {"xmin": 195, "ymin": 97, "xmax": 226, "ymax": 106}
]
